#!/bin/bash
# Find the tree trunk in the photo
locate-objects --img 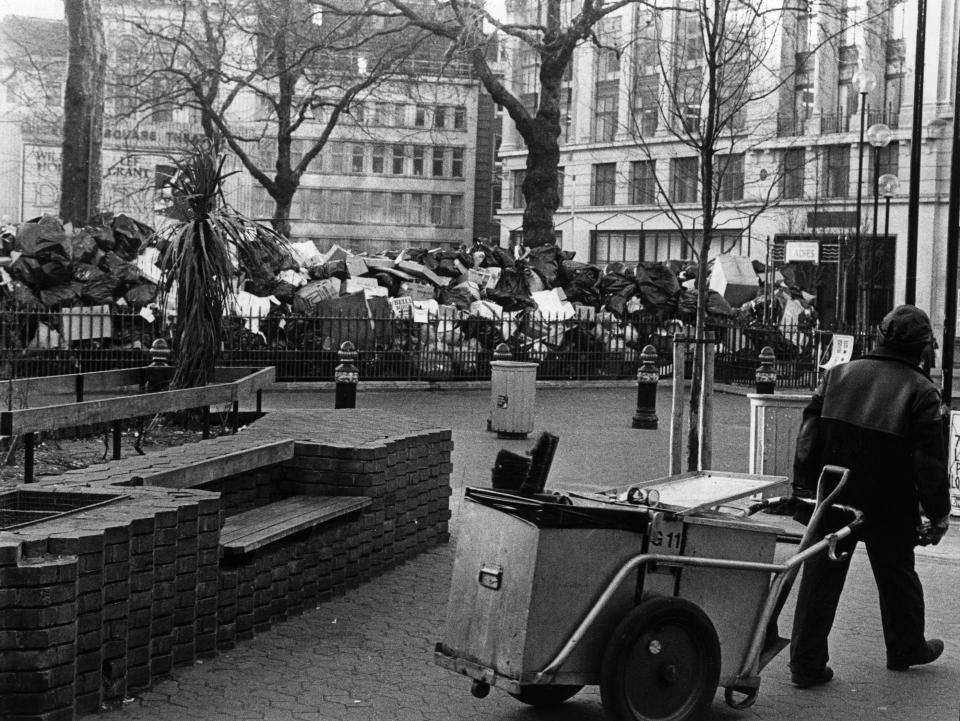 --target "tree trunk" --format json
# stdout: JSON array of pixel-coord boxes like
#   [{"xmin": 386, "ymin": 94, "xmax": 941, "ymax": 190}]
[
  {"xmin": 271, "ymin": 194, "xmax": 292, "ymax": 238},
  {"xmin": 60, "ymin": 0, "xmax": 105, "ymax": 226}
]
